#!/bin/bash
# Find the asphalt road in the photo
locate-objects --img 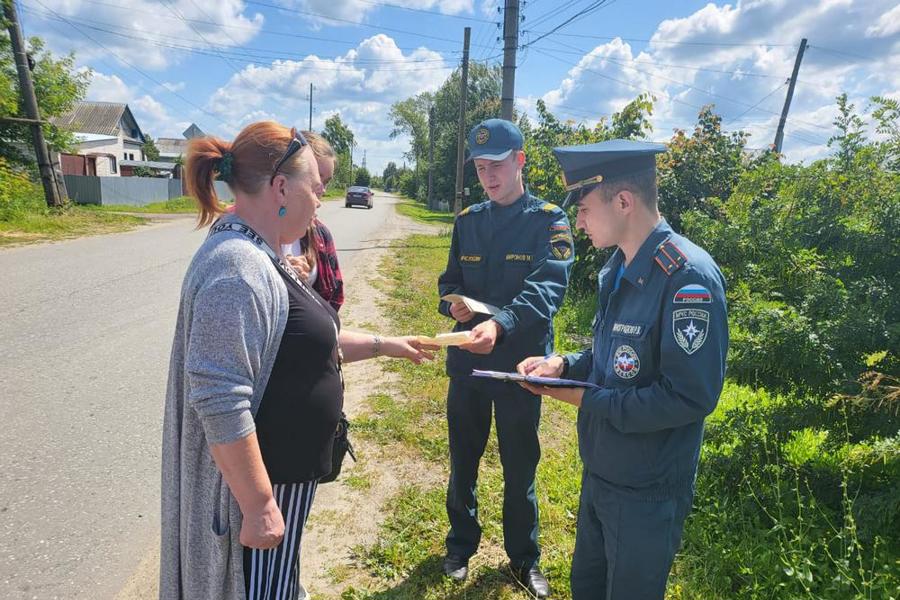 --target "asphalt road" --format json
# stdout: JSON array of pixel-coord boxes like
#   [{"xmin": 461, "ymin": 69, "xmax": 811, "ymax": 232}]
[{"xmin": 0, "ymin": 192, "xmax": 402, "ymax": 599}]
